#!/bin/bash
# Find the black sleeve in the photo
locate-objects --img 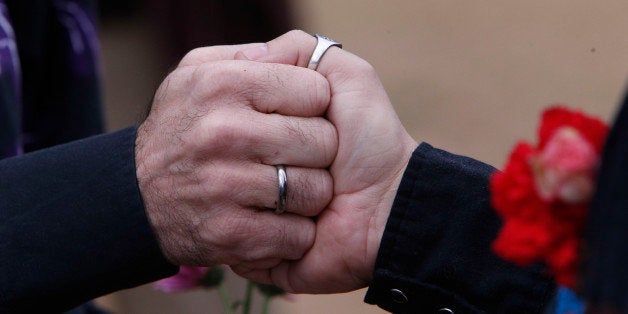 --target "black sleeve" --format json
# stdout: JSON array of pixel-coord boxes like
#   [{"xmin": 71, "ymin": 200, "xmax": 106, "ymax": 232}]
[
  {"xmin": 365, "ymin": 143, "xmax": 555, "ymax": 314},
  {"xmin": 583, "ymin": 98, "xmax": 628, "ymax": 309},
  {"xmin": 0, "ymin": 127, "xmax": 178, "ymax": 313}
]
